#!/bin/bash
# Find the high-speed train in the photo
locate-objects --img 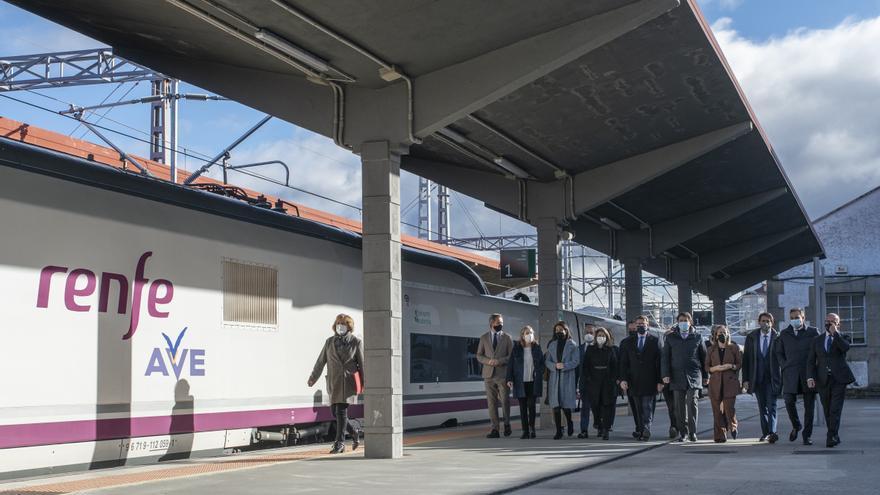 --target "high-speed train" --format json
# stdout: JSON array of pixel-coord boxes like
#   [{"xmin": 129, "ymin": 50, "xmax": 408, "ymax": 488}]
[{"xmin": 0, "ymin": 137, "xmax": 631, "ymax": 478}]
